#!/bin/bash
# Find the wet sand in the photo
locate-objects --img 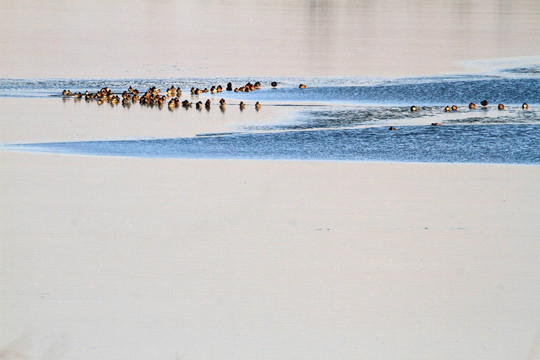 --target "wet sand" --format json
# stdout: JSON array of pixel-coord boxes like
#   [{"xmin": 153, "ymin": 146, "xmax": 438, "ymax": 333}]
[{"xmin": 1, "ymin": 151, "xmax": 540, "ymax": 360}]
